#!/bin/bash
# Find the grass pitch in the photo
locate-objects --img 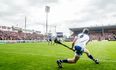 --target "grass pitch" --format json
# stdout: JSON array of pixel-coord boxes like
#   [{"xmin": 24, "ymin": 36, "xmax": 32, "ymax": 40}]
[{"xmin": 0, "ymin": 41, "xmax": 116, "ymax": 70}]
